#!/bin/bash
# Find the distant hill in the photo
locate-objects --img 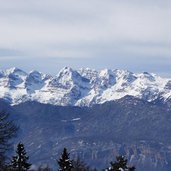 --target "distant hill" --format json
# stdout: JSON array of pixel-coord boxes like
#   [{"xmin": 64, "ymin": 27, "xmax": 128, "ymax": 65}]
[{"xmin": 1, "ymin": 96, "xmax": 171, "ymax": 171}]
